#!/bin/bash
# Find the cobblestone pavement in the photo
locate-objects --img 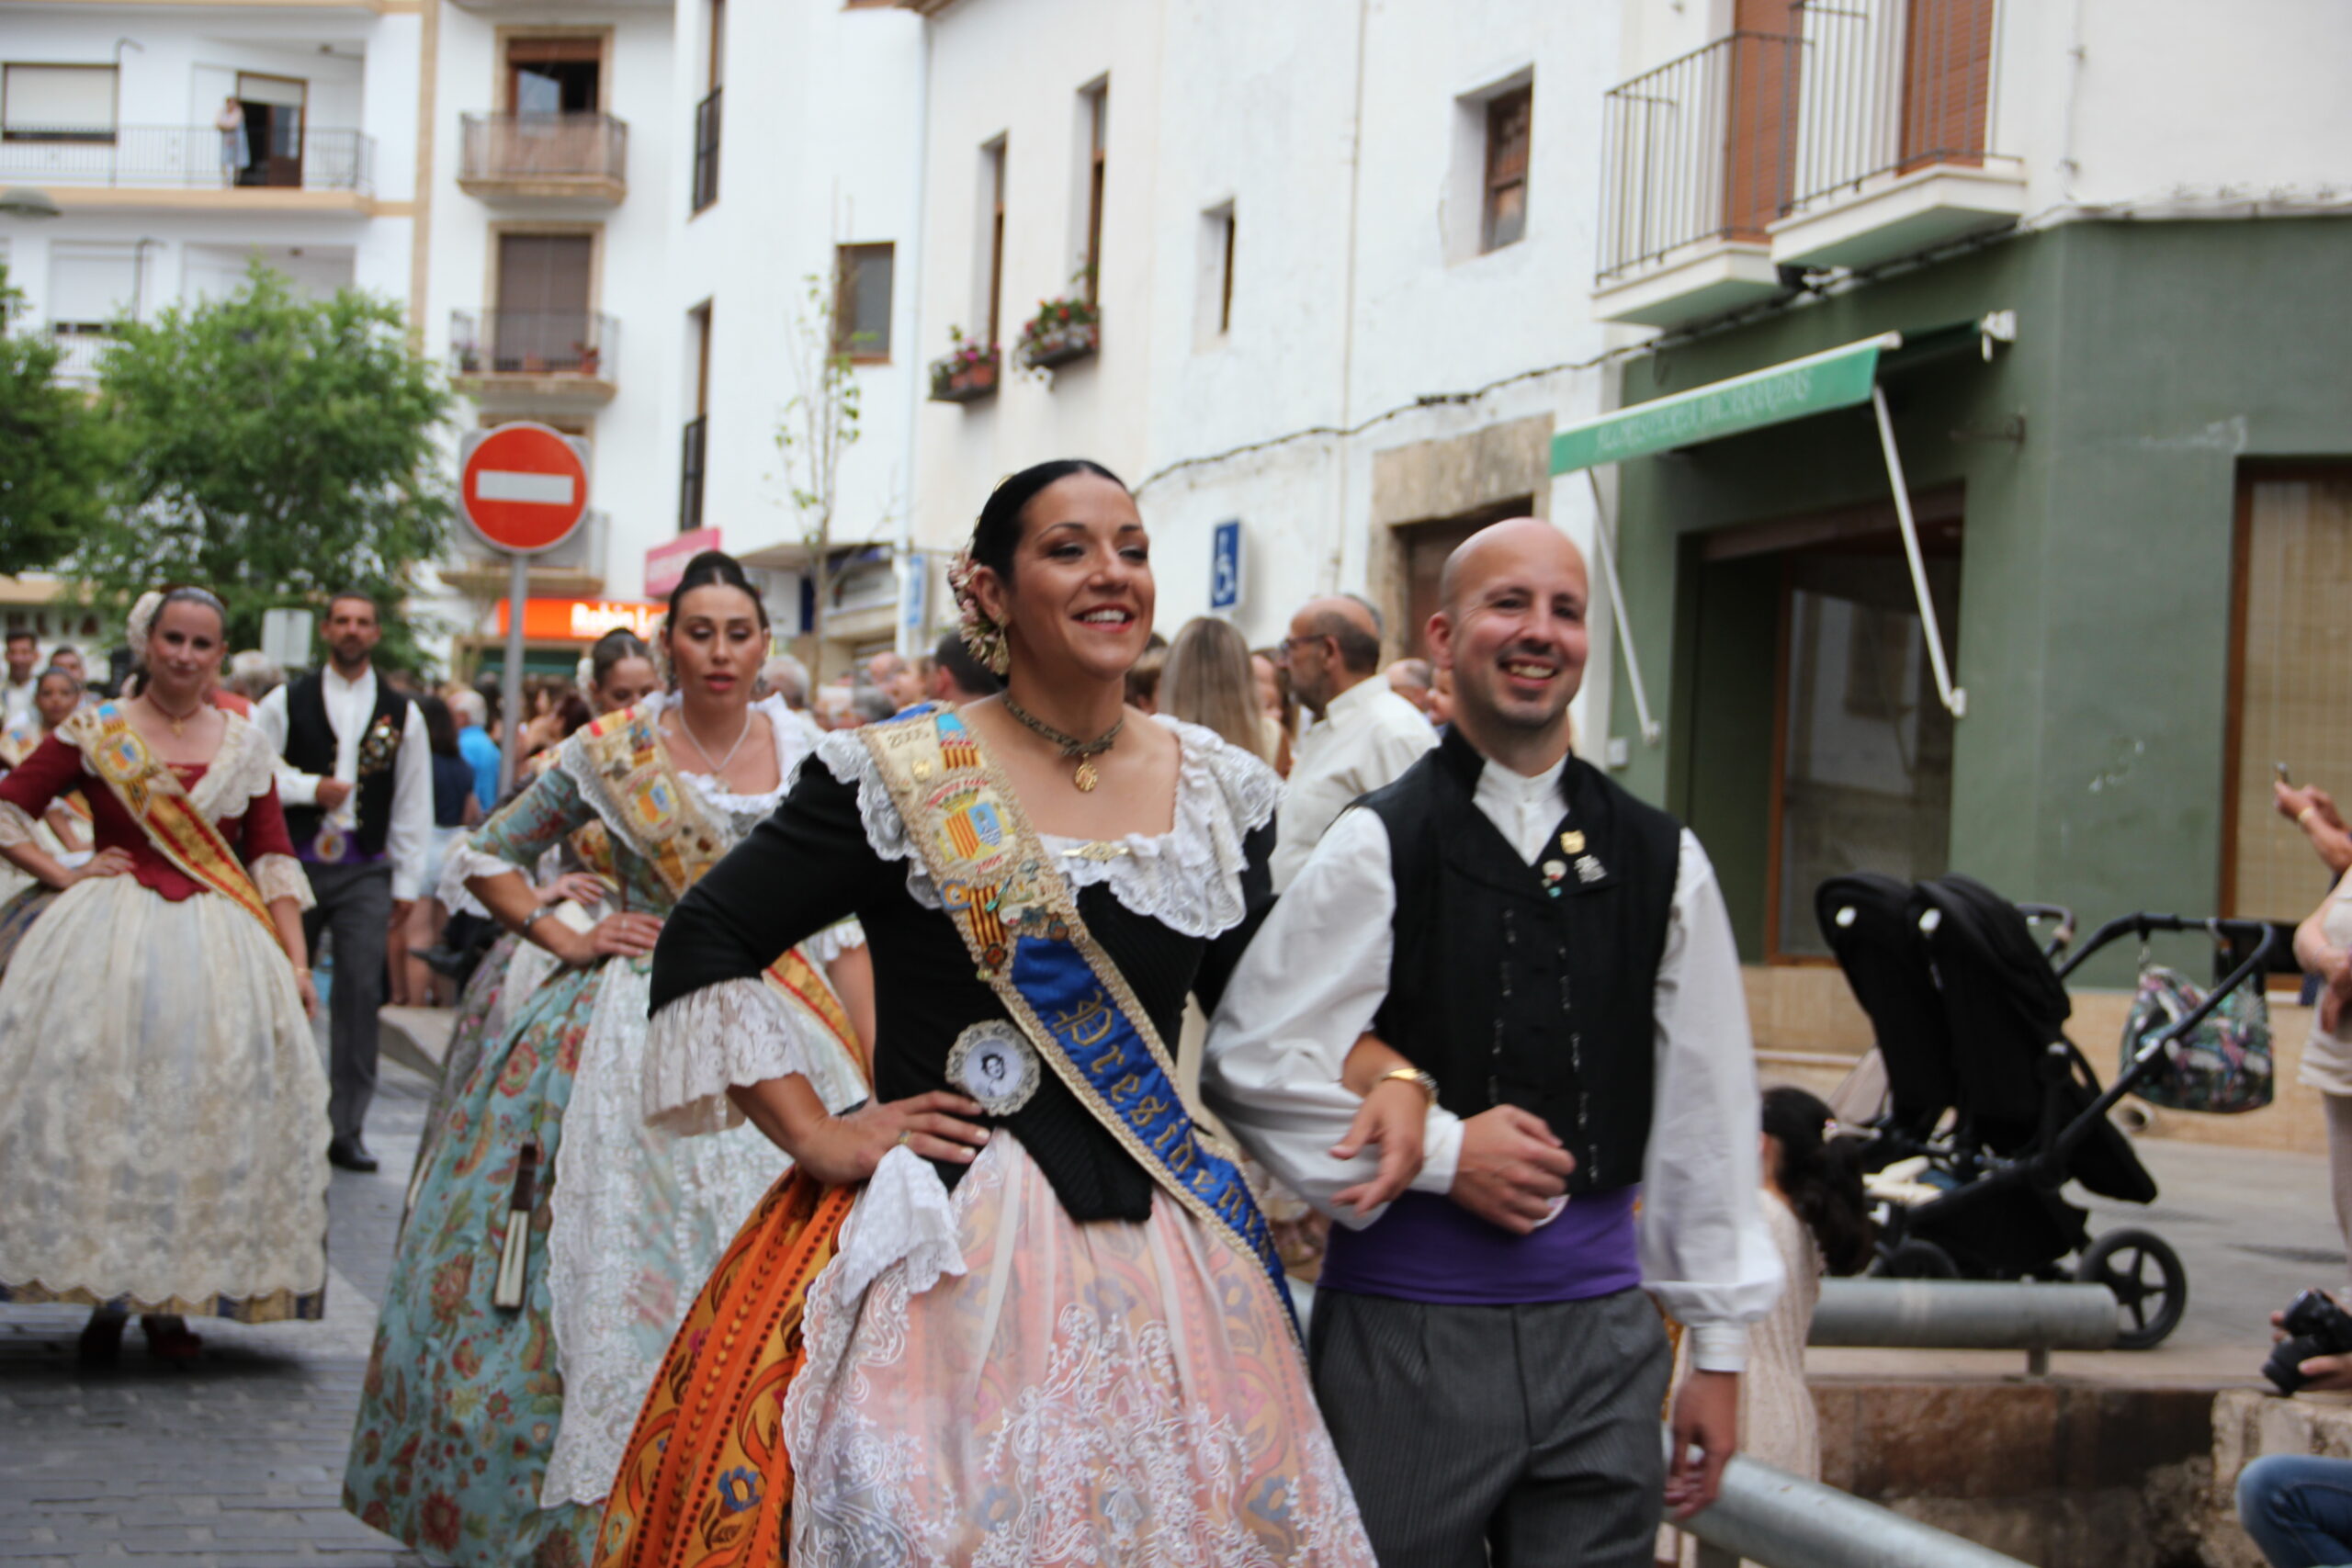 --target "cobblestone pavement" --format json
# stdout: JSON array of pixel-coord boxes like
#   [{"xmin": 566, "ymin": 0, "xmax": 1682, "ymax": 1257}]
[{"xmin": 0, "ymin": 1014, "xmax": 437, "ymax": 1567}]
